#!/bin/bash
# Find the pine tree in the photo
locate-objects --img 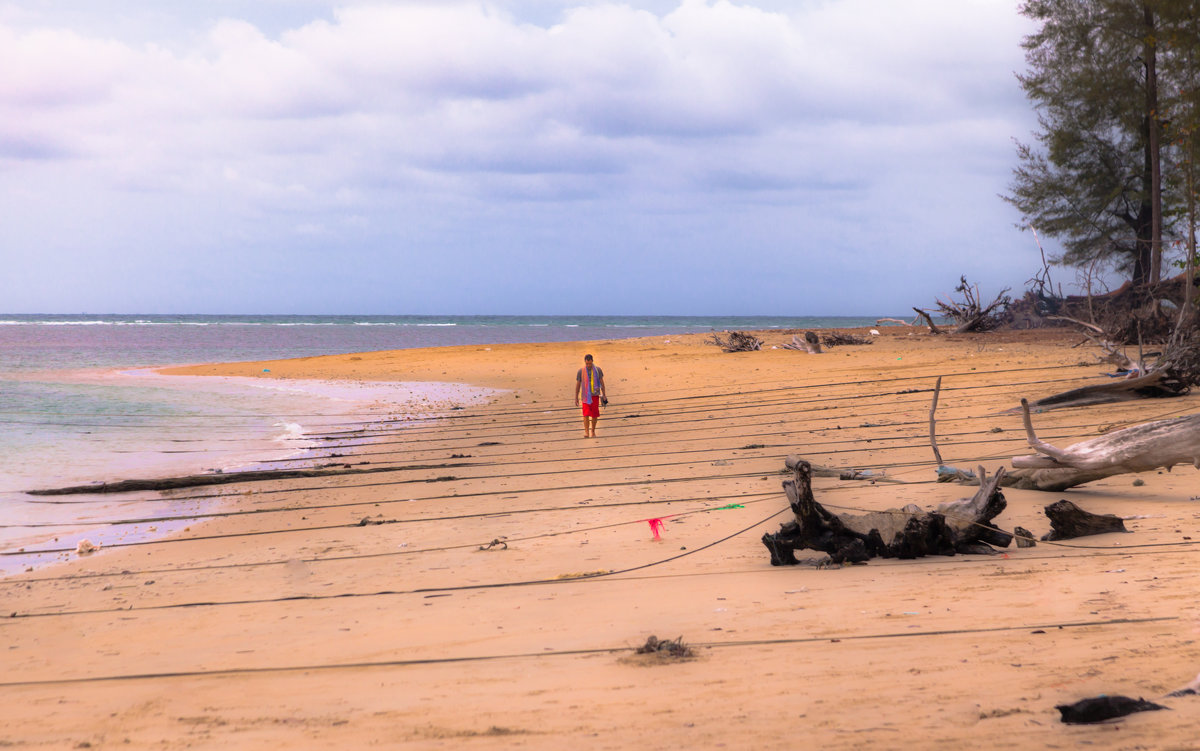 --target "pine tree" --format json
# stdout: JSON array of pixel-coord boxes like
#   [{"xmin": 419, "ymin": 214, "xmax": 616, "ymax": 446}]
[{"xmin": 1006, "ymin": 0, "xmax": 1194, "ymax": 286}]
